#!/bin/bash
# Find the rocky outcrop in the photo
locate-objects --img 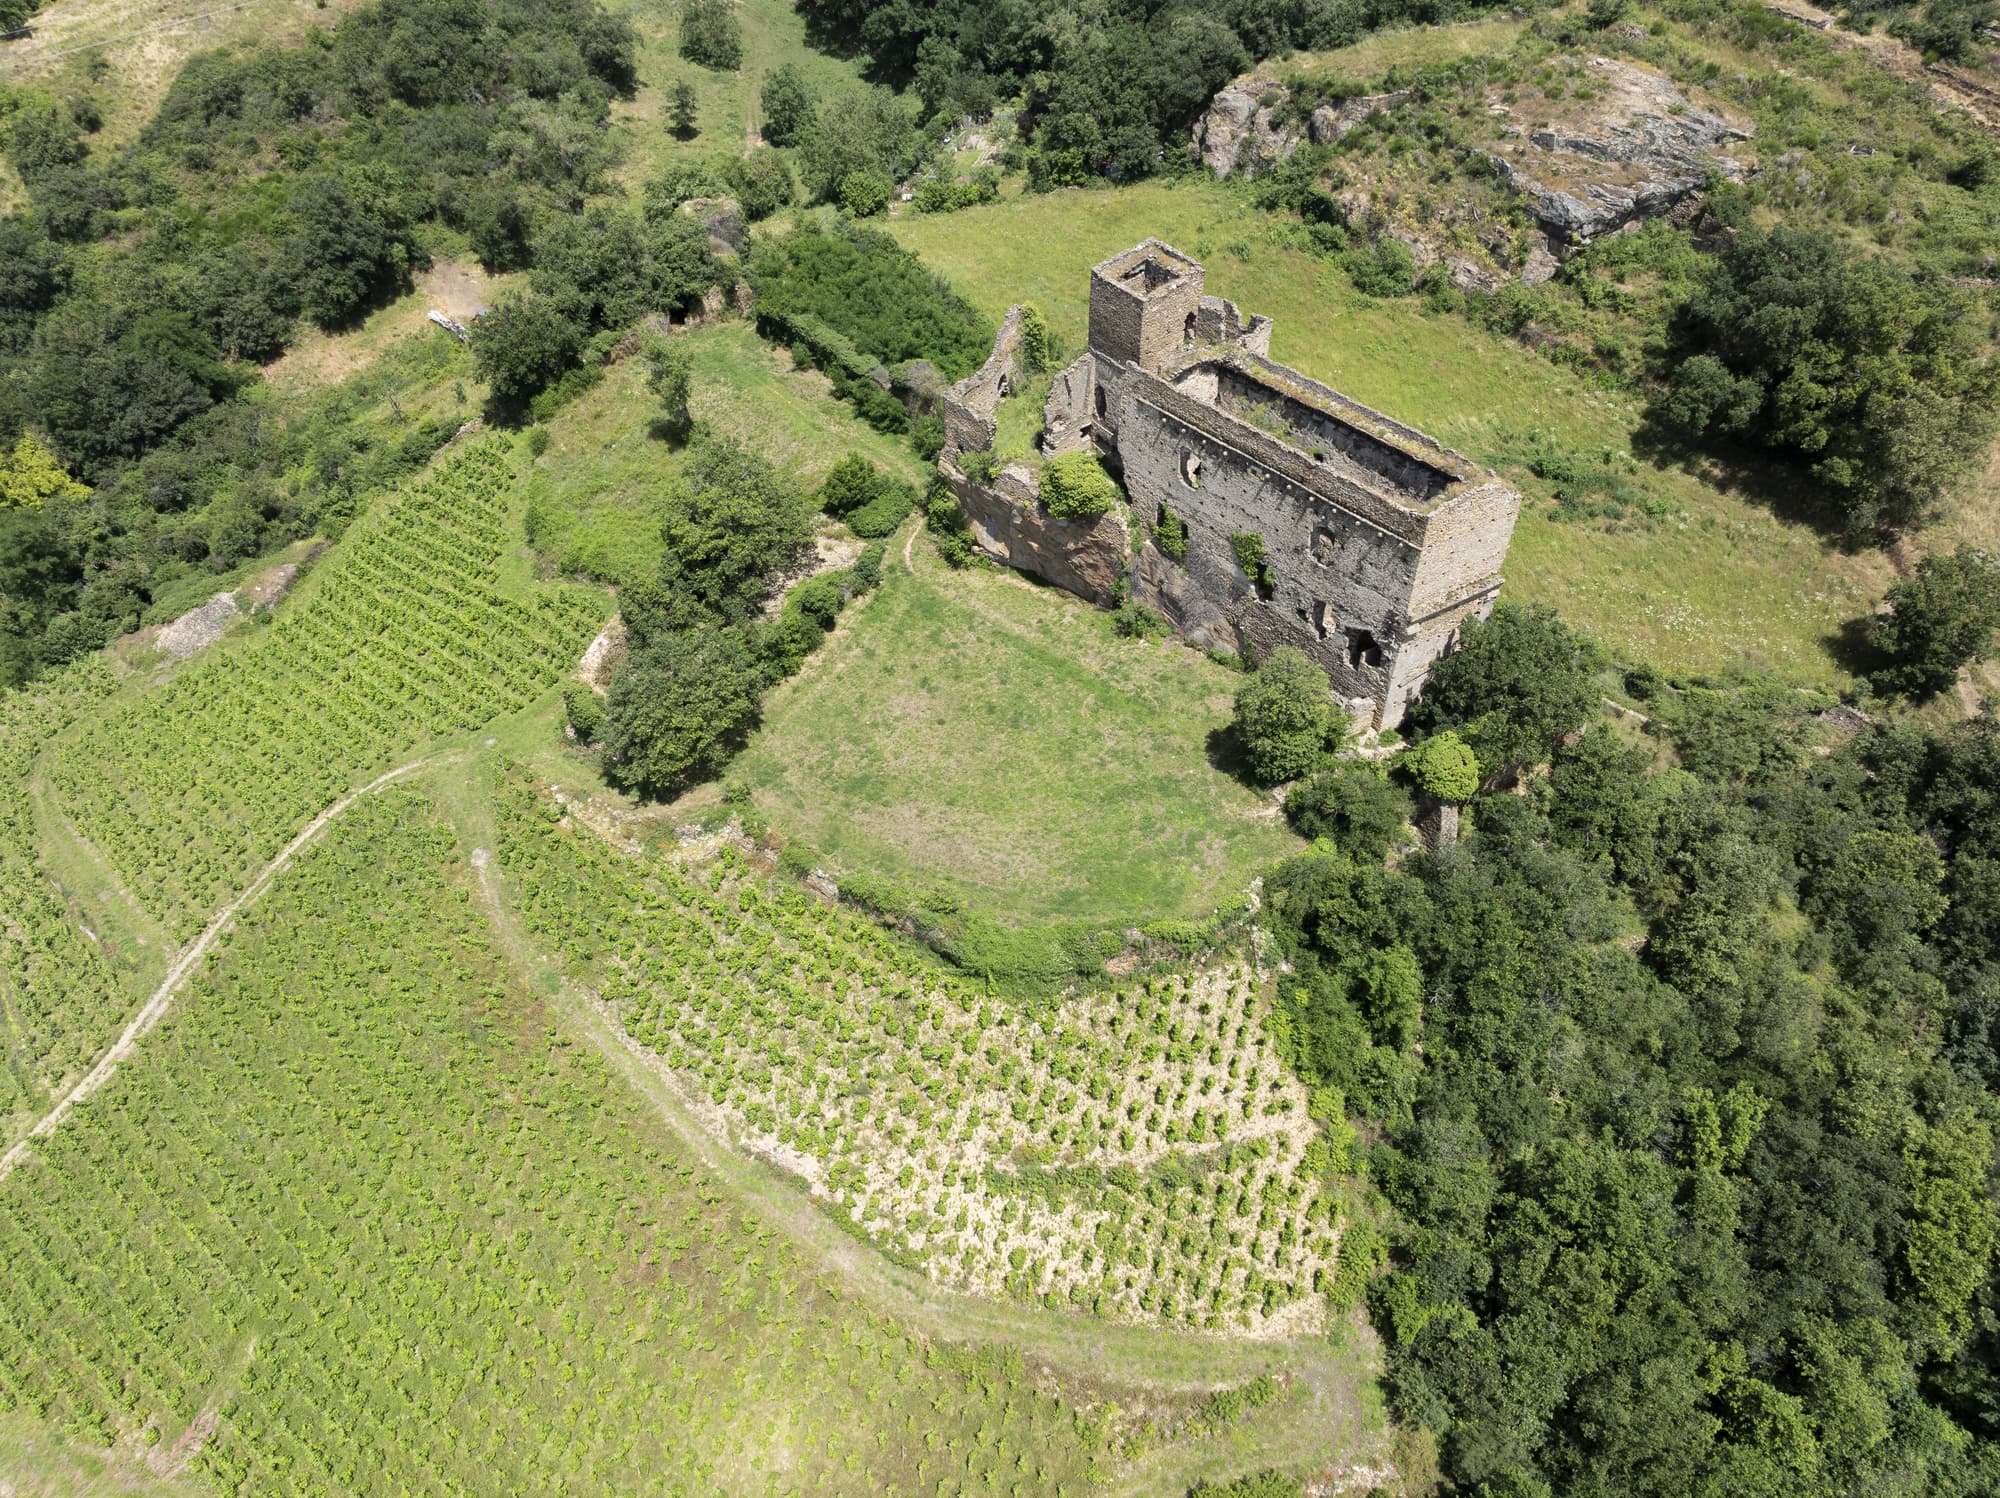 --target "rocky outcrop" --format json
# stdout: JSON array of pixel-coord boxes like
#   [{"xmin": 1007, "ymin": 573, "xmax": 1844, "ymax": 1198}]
[
  {"xmin": 682, "ymin": 196, "xmax": 747, "ymax": 256},
  {"xmin": 1309, "ymin": 90, "xmax": 1410, "ymax": 145},
  {"xmin": 1484, "ymin": 57, "xmax": 1751, "ymax": 245},
  {"xmin": 946, "ymin": 462, "xmax": 1128, "ymax": 607},
  {"xmin": 1192, "ymin": 80, "xmax": 1299, "ymax": 180},
  {"xmin": 1196, "ymin": 81, "xmax": 1411, "ymax": 179}
]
